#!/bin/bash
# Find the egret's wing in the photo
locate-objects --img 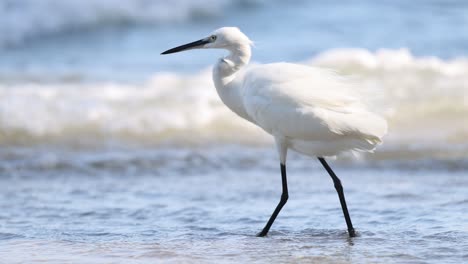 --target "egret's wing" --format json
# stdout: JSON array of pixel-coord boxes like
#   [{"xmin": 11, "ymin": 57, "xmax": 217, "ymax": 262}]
[{"xmin": 242, "ymin": 63, "xmax": 387, "ymax": 143}]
